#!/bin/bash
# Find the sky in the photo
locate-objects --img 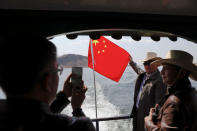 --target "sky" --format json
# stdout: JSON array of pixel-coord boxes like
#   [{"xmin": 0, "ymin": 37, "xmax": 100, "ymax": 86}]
[{"xmin": 51, "ymin": 35, "xmax": 197, "ymax": 64}]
